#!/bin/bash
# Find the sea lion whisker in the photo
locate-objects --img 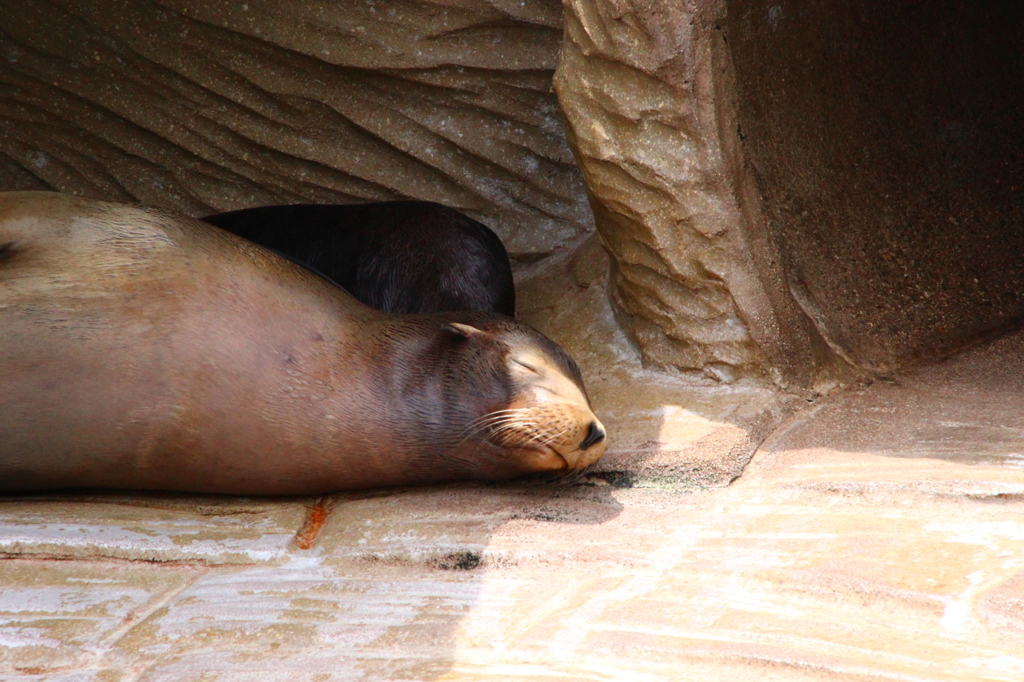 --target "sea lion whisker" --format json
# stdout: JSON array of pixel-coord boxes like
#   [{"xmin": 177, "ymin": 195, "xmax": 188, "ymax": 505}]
[
  {"xmin": 469, "ymin": 408, "xmax": 533, "ymax": 425},
  {"xmin": 485, "ymin": 418, "xmax": 536, "ymax": 434},
  {"xmin": 477, "ymin": 414, "xmax": 532, "ymax": 430},
  {"xmin": 485, "ymin": 423, "xmax": 535, "ymax": 448},
  {"xmin": 458, "ymin": 418, "xmax": 530, "ymax": 446},
  {"xmin": 469, "ymin": 408, "xmax": 533, "ymax": 422},
  {"xmin": 460, "ymin": 413, "xmax": 537, "ymax": 442},
  {"xmin": 486, "ymin": 423, "xmax": 569, "ymax": 452},
  {"xmin": 532, "ymin": 426, "xmax": 572, "ymax": 448},
  {"xmin": 459, "ymin": 409, "xmax": 533, "ymax": 437}
]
